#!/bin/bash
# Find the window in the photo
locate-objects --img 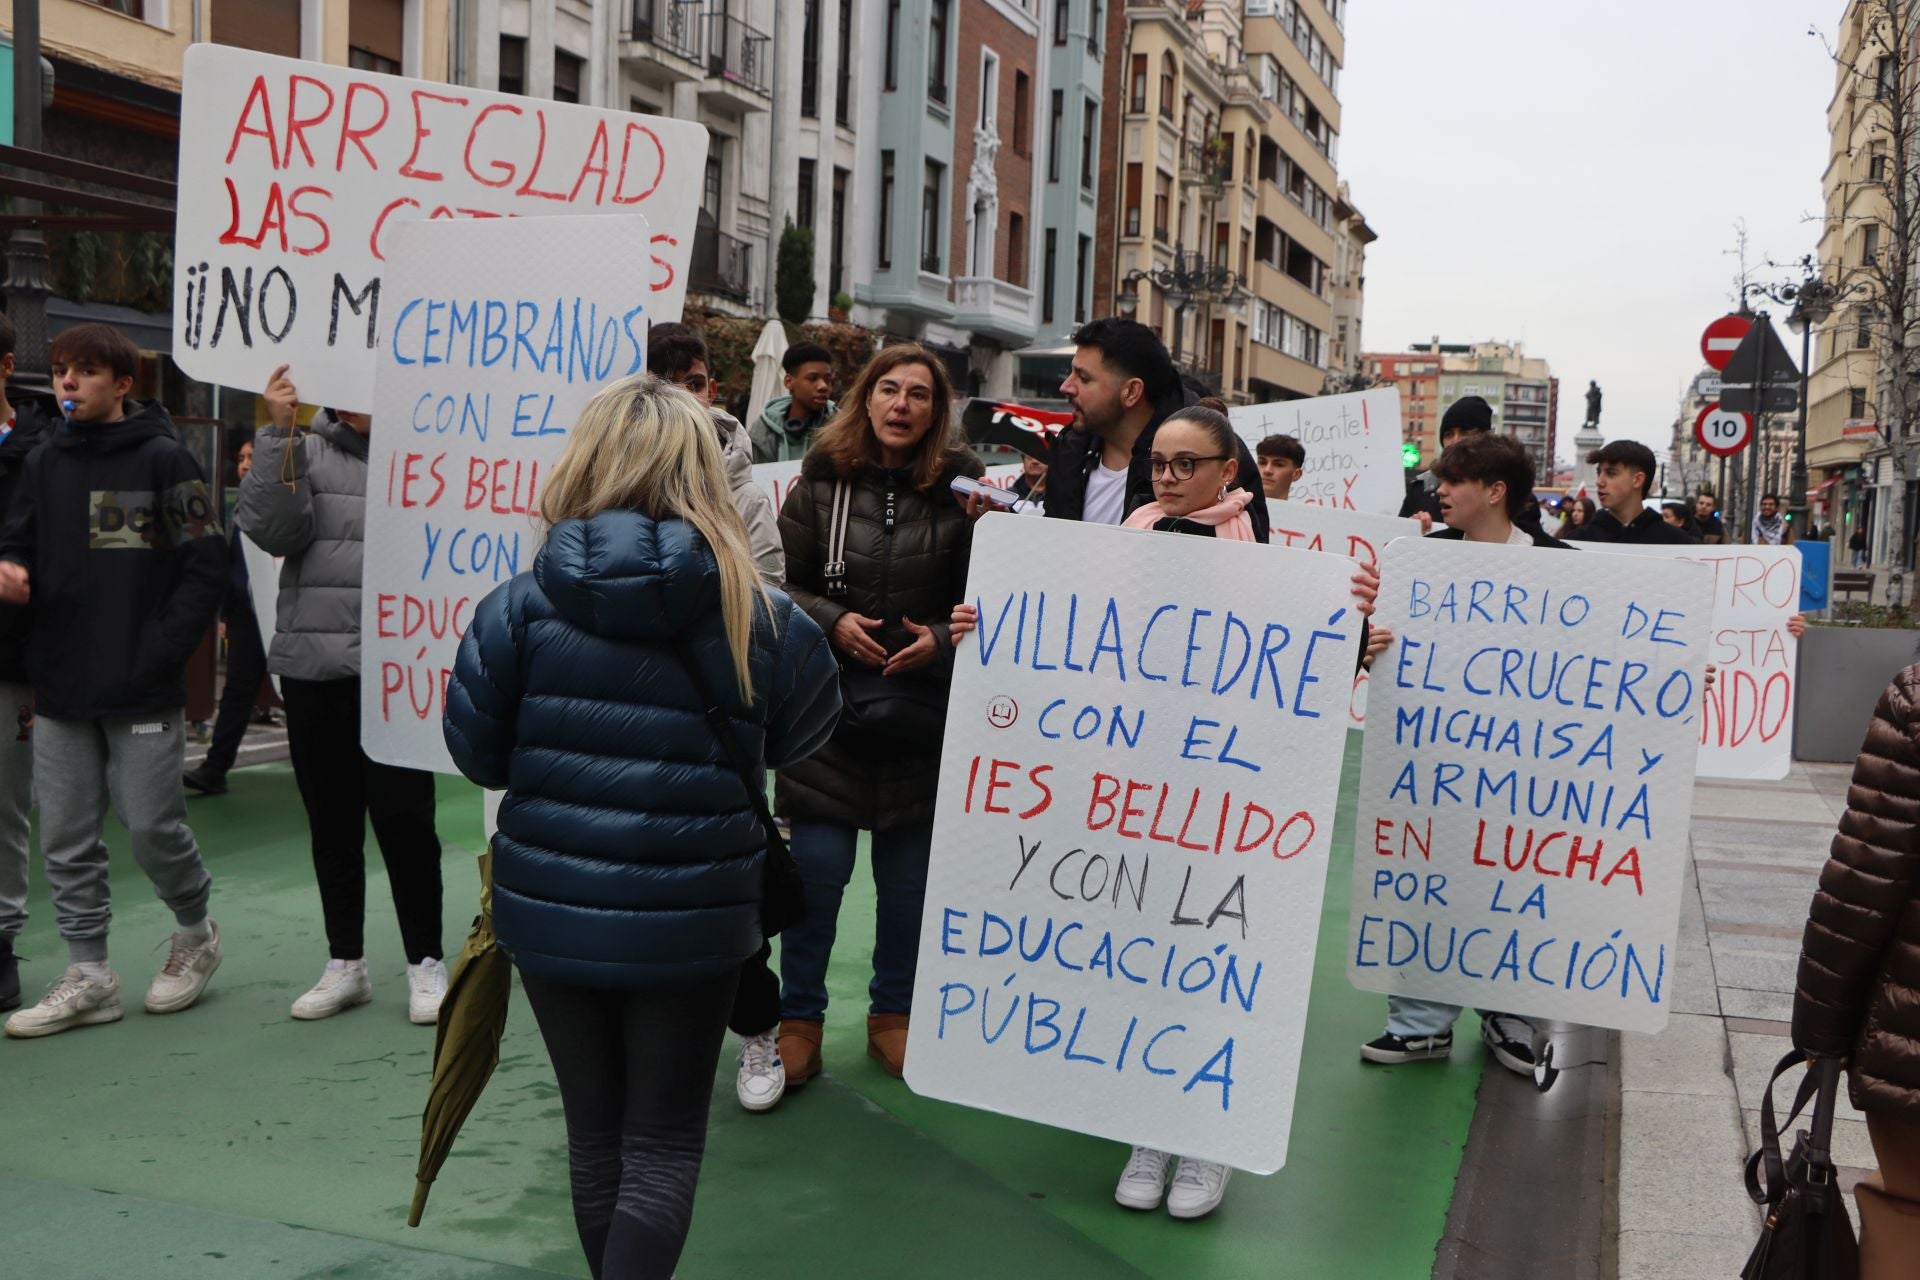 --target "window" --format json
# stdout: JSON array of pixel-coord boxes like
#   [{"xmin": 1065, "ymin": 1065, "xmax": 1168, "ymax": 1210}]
[
  {"xmin": 1870, "ymin": 146, "xmax": 1887, "ymax": 183},
  {"xmin": 831, "ymin": 167, "xmax": 849, "ymax": 296},
  {"xmin": 1047, "ymin": 90, "xmax": 1064, "ymax": 182},
  {"xmin": 1007, "ymin": 212, "xmax": 1026, "ymax": 287},
  {"xmin": 1852, "ymin": 387, "xmax": 1869, "ymax": 419},
  {"xmin": 1013, "ymin": 72, "xmax": 1032, "ymax": 157},
  {"xmin": 1088, "ymin": 0, "xmax": 1101, "ymax": 56},
  {"xmin": 879, "ymin": 152, "xmax": 895, "ymax": 269},
  {"xmin": 349, "ymin": 47, "xmax": 401, "ymax": 75},
  {"xmin": 836, "ymin": 0, "xmax": 854, "ymax": 124},
  {"xmin": 498, "ymin": 35, "xmax": 526, "ymax": 95},
  {"xmin": 797, "ymin": 159, "xmax": 817, "ymax": 230},
  {"xmin": 1864, "ymin": 223, "xmax": 1881, "ymax": 264},
  {"xmin": 1154, "ymin": 169, "xmax": 1171, "ymax": 242},
  {"xmin": 349, "ymin": 0, "xmax": 404, "ymax": 73},
  {"xmin": 1857, "ymin": 309, "xmax": 1873, "ymax": 350},
  {"xmin": 1877, "ymin": 56, "xmax": 1895, "ymax": 101},
  {"xmin": 801, "ymin": 0, "xmax": 821, "ymax": 118},
  {"xmin": 1081, "ymin": 102, "xmax": 1097, "ymax": 190},
  {"xmin": 1042, "ymin": 228, "xmax": 1058, "ymax": 324},
  {"xmin": 979, "ymin": 51, "xmax": 999, "ymax": 130},
  {"xmin": 929, "ymin": 0, "xmax": 950, "ymax": 105},
  {"xmin": 922, "ymin": 161, "xmax": 945, "ymax": 273},
  {"xmin": 1054, "ymin": 0, "xmax": 1069, "ymax": 45},
  {"xmin": 83, "ymin": 0, "xmax": 147, "ymax": 15},
  {"xmin": 885, "ymin": 0, "xmax": 900, "ymax": 91},
  {"xmin": 553, "ymin": 50, "xmax": 583, "ymax": 103},
  {"xmin": 1159, "ymin": 52, "xmax": 1176, "ymax": 120},
  {"xmin": 1124, "ymin": 163, "xmax": 1143, "ymax": 236},
  {"xmin": 703, "ymin": 146, "xmax": 724, "ymax": 217},
  {"xmin": 1130, "ymin": 55, "xmax": 1147, "ymax": 112},
  {"xmin": 1075, "ymin": 234, "xmax": 1090, "ymax": 323}
]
